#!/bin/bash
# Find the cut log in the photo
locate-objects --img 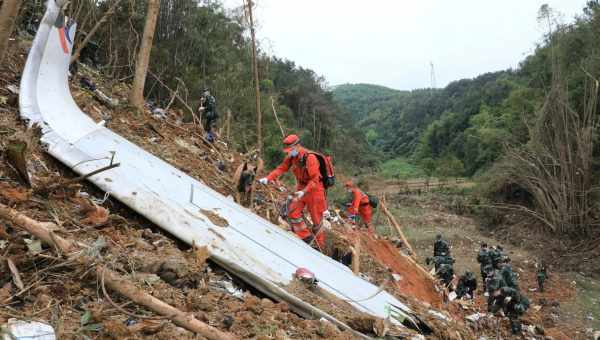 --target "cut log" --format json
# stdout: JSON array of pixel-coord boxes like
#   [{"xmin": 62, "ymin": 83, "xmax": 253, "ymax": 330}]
[
  {"xmin": 351, "ymin": 237, "xmax": 361, "ymax": 274},
  {"xmin": 0, "ymin": 202, "xmax": 237, "ymax": 340},
  {"xmin": 379, "ymin": 197, "xmax": 416, "ymax": 259}
]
